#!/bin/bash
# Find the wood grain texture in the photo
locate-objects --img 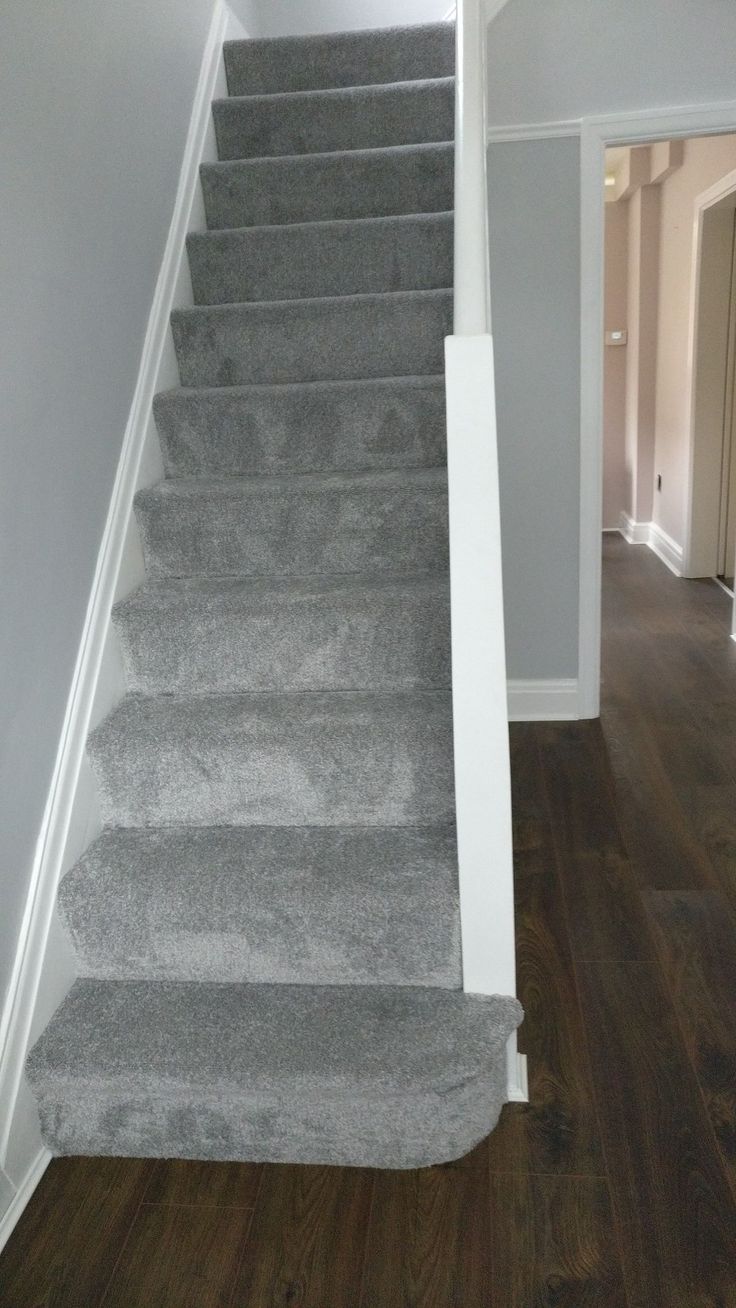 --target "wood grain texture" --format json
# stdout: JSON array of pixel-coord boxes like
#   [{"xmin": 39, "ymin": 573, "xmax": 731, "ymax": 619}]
[
  {"xmin": 0, "ymin": 1156, "xmax": 152, "ymax": 1307},
  {"xmin": 229, "ymin": 1165, "xmax": 373, "ymax": 1308},
  {"xmin": 487, "ymin": 726, "xmax": 605, "ymax": 1176},
  {"xmin": 100, "ymin": 1203, "xmax": 252, "ymax": 1308},
  {"xmin": 579, "ymin": 960, "xmax": 736, "ymax": 1308},
  {"xmin": 488, "ymin": 1174, "xmax": 628, "ymax": 1307},
  {"xmin": 359, "ymin": 1154, "xmax": 491, "ymax": 1307},
  {"xmin": 143, "ymin": 1158, "xmax": 262, "ymax": 1208}
]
